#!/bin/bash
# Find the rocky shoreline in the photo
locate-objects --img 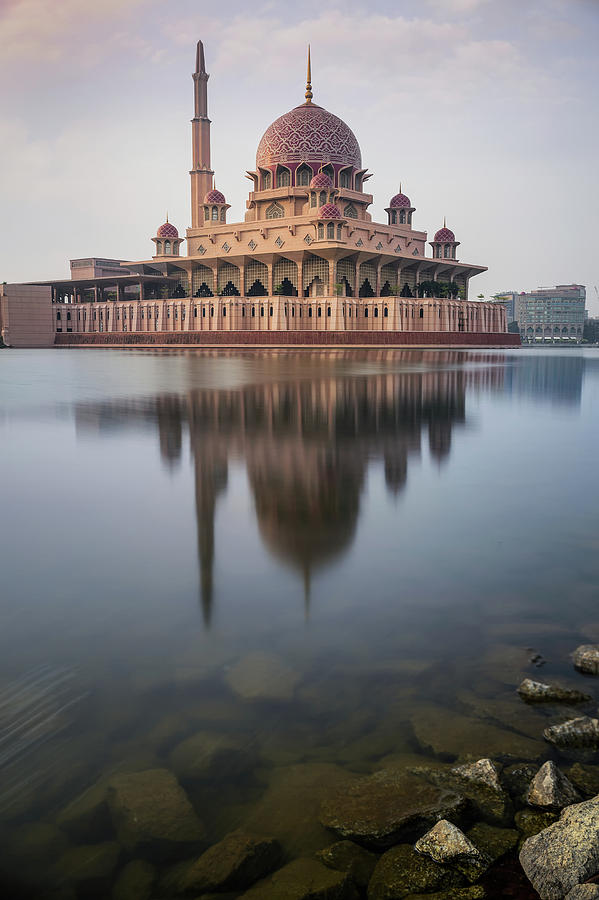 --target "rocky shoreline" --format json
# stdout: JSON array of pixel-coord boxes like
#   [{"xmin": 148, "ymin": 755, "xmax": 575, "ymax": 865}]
[{"xmin": 3, "ymin": 645, "xmax": 599, "ymax": 899}]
